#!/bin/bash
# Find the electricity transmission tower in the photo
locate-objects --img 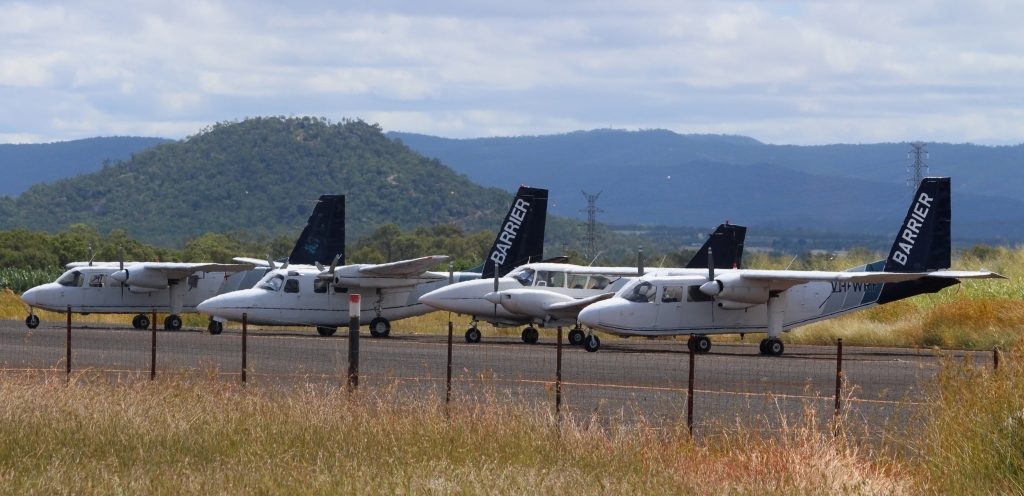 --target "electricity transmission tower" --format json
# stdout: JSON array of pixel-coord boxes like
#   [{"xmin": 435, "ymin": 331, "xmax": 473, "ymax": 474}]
[
  {"xmin": 907, "ymin": 142, "xmax": 929, "ymax": 194},
  {"xmin": 580, "ymin": 190, "xmax": 603, "ymax": 261}
]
